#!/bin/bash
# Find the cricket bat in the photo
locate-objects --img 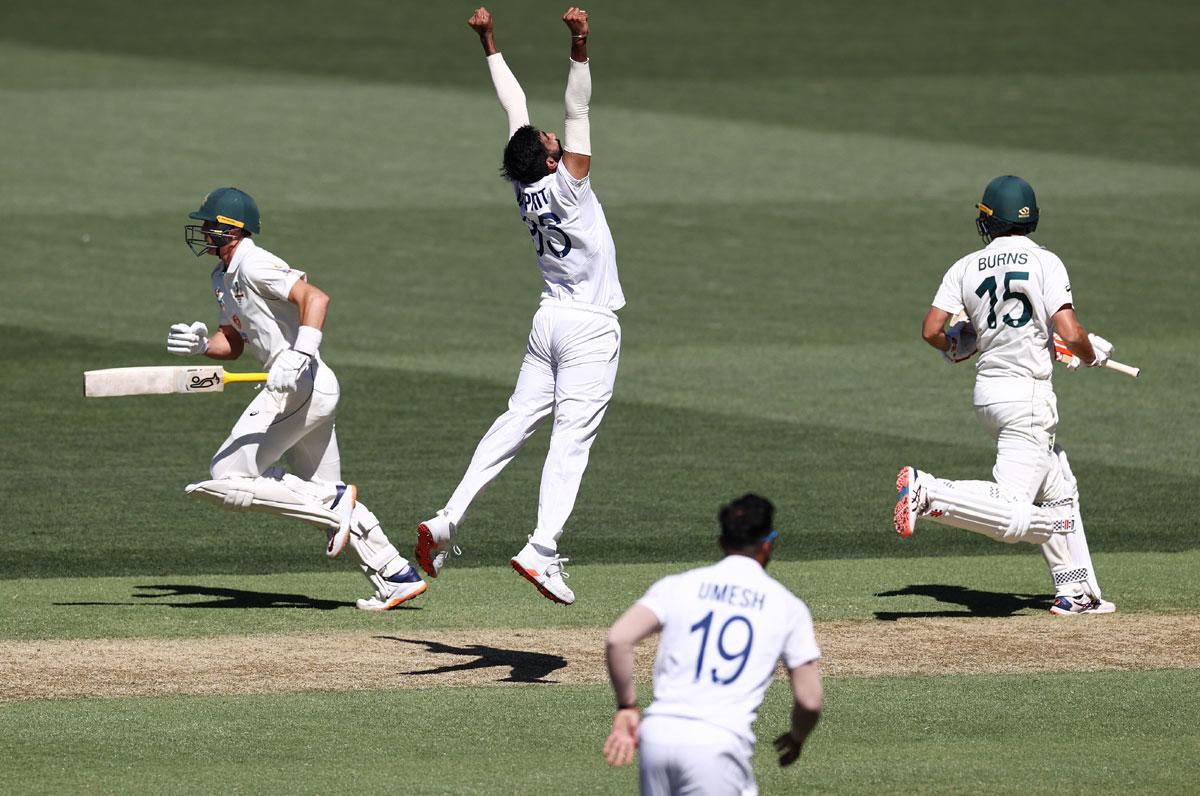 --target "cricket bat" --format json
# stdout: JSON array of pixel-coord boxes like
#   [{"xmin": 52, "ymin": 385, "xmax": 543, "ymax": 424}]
[
  {"xmin": 1052, "ymin": 335, "xmax": 1140, "ymax": 378},
  {"xmin": 83, "ymin": 366, "xmax": 268, "ymax": 397}
]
